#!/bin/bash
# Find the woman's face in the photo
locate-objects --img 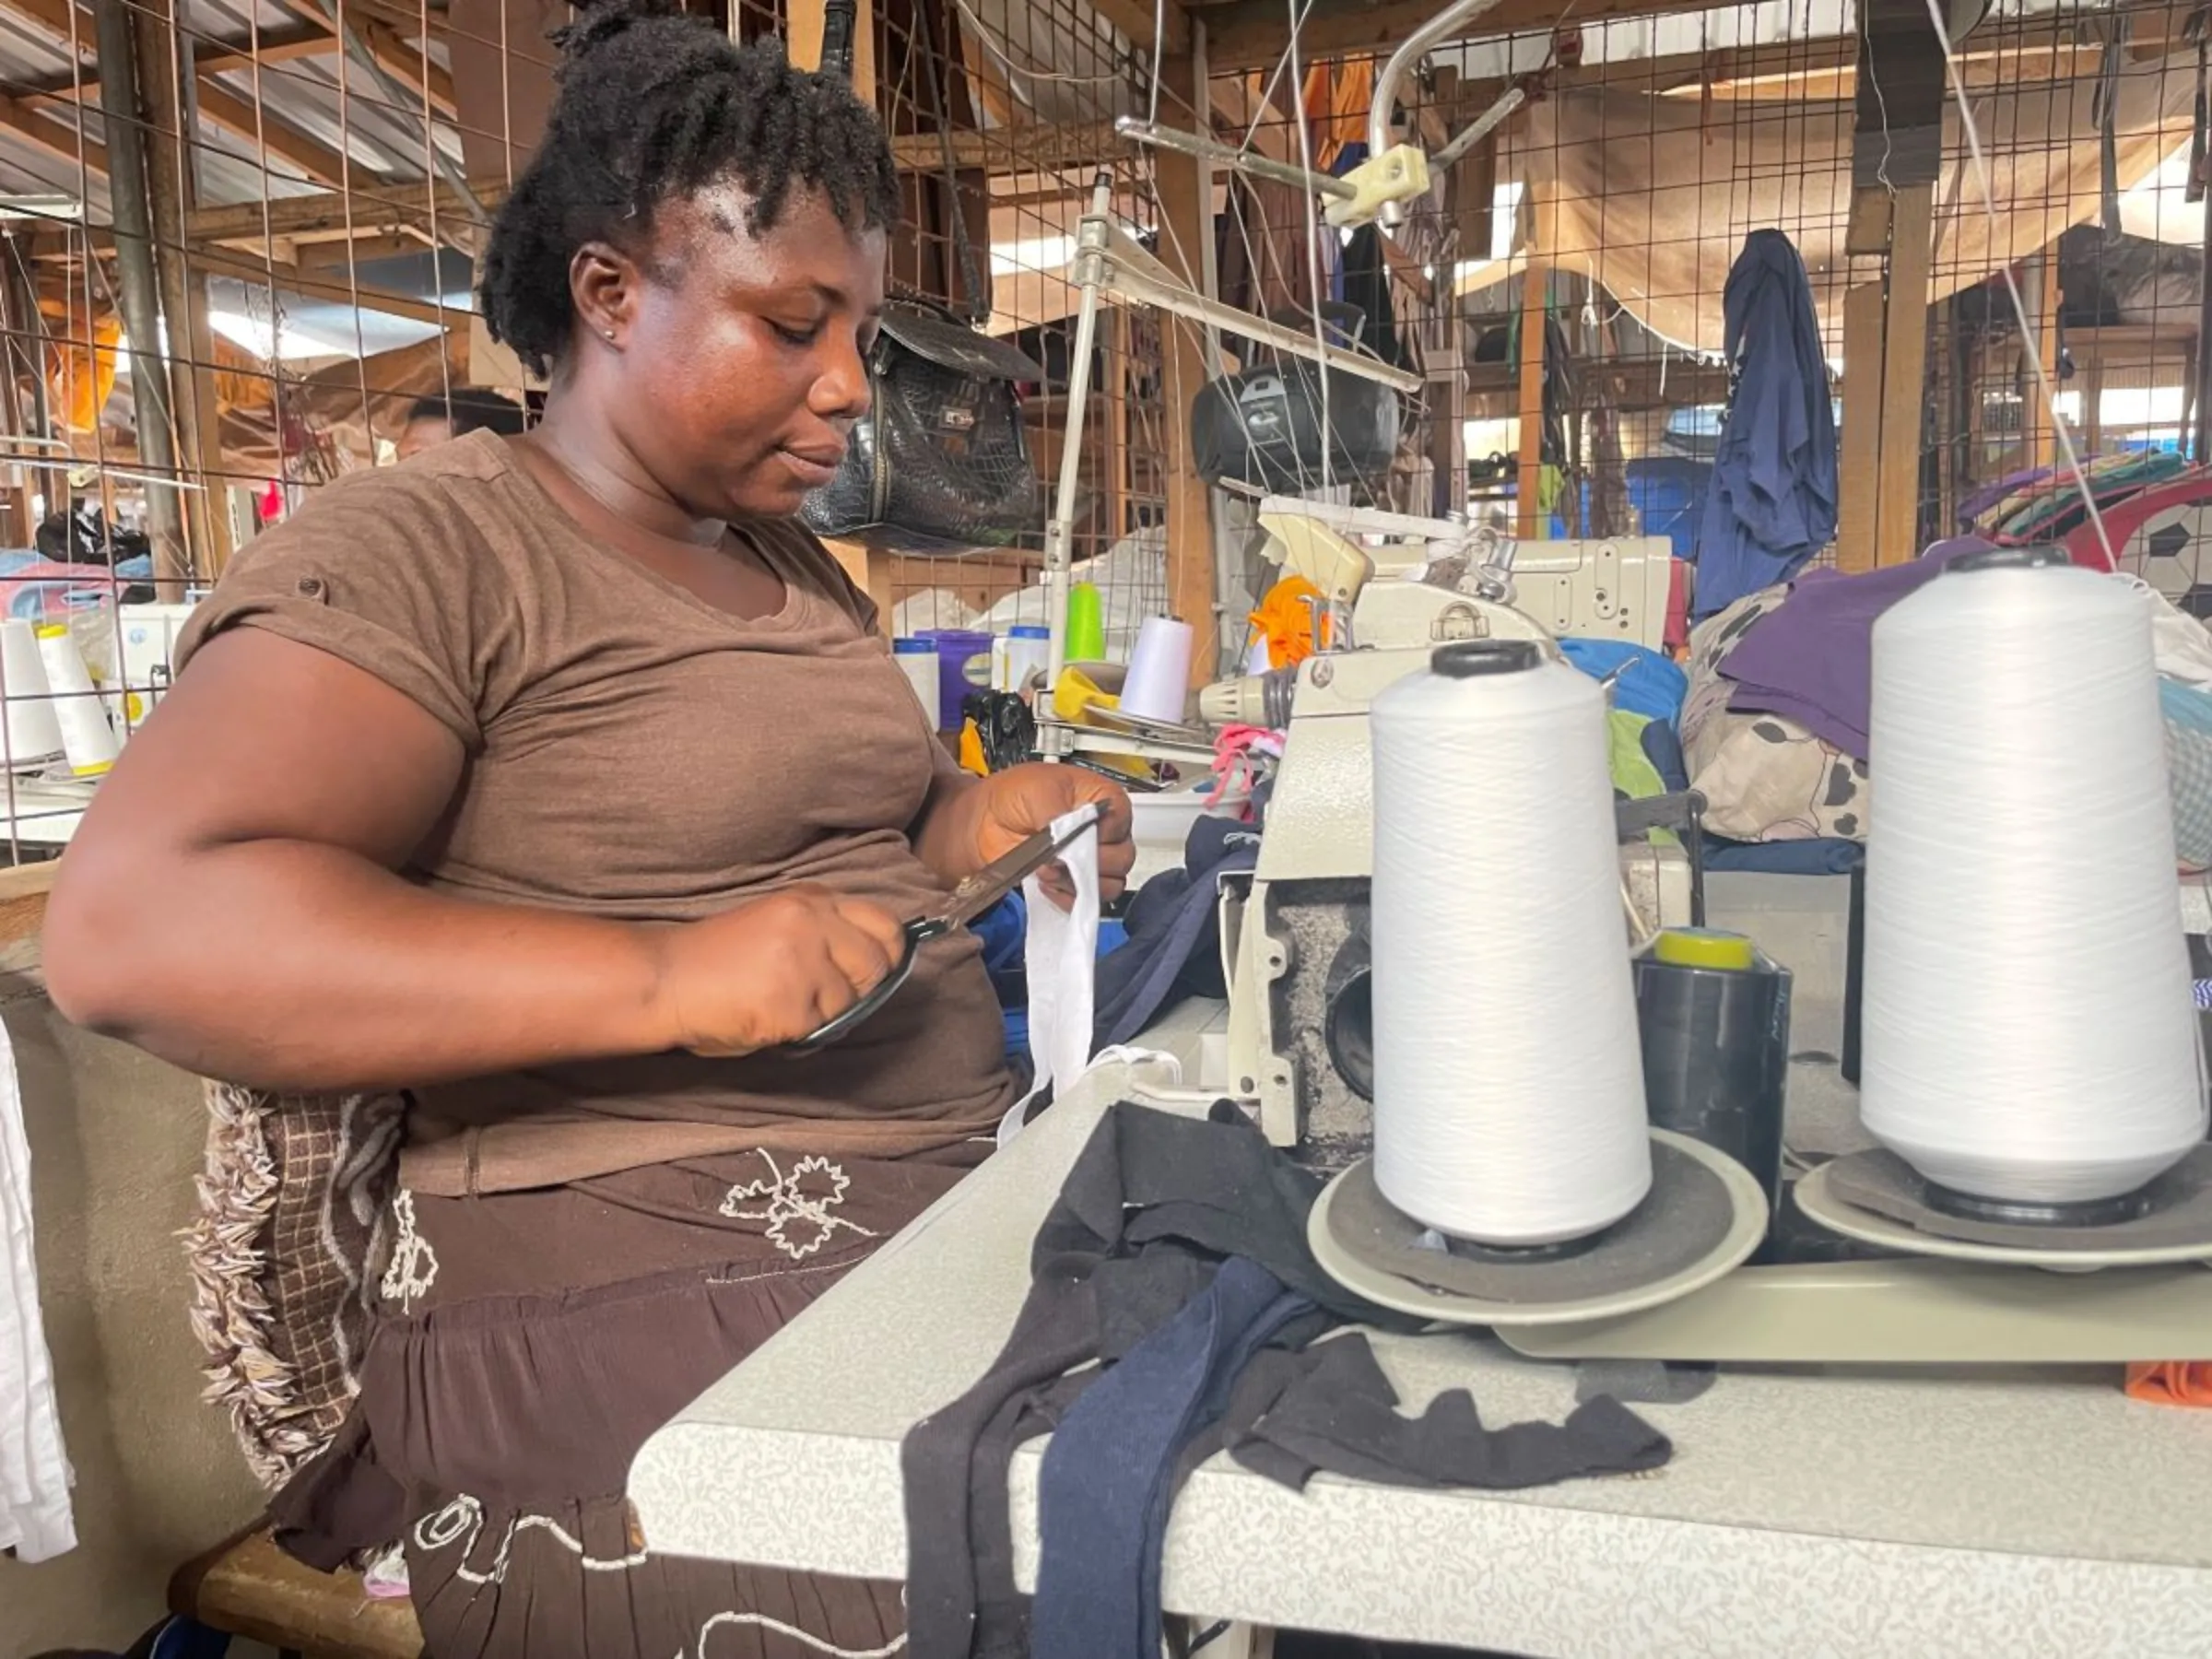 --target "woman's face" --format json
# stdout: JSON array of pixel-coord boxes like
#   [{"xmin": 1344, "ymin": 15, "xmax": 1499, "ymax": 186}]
[{"xmin": 581, "ymin": 182, "xmax": 888, "ymax": 521}]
